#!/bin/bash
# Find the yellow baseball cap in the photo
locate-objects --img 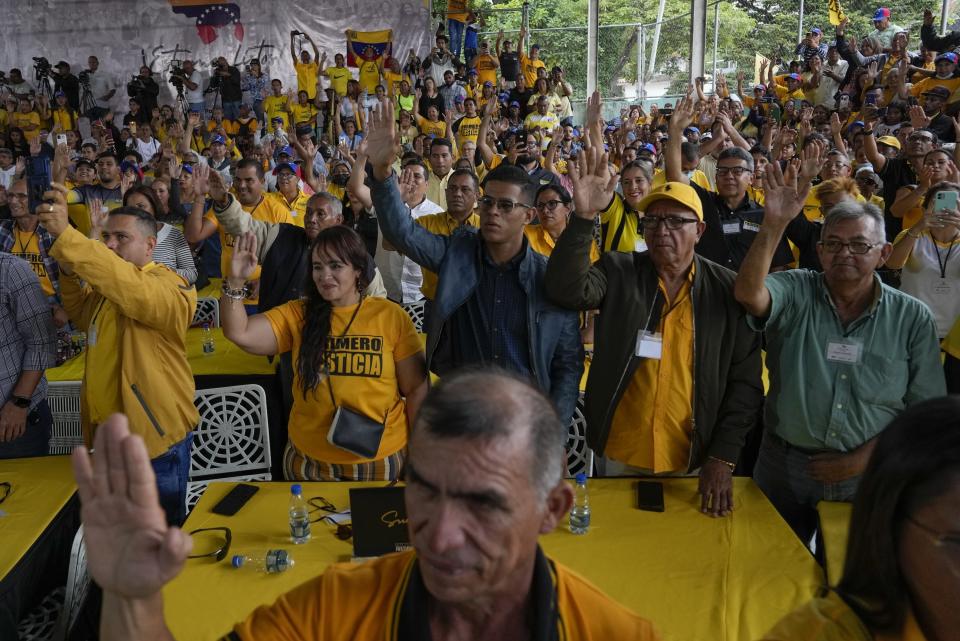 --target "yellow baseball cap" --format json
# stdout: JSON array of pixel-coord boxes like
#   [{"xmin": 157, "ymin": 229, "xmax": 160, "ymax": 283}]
[
  {"xmin": 876, "ymin": 135, "xmax": 901, "ymax": 150},
  {"xmin": 635, "ymin": 182, "xmax": 704, "ymax": 221}
]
